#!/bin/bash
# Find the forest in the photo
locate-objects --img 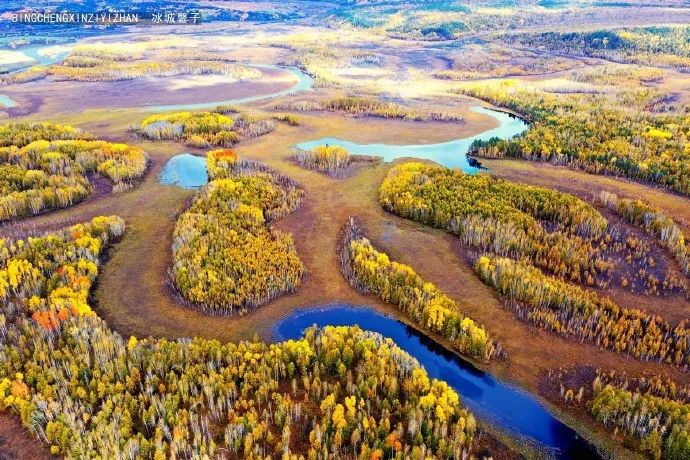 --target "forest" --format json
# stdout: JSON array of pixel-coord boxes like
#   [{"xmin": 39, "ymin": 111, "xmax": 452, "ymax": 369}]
[
  {"xmin": 504, "ymin": 26, "xmax": 690, "ymax": 71},
  {"xmin": 379, "ymin": 162, "xmax": 690, "ymax": 366},
  {"xmin": 379, "ymin": 162, "xmax": 608, "ymax": 282},
  {"xmin": 550, "ymin": 367, "xmax": 690, "ymax": 459},
  {"xmin": 0, "ymin": 216, "xmax": 478, "ymax": 458},
  {"xmin": 1, "ymin": 4, "xmax": 689, "ymax": 458},
  {"xmin": 339, "ymin": 219, "xmax": 495, "ymax": 360},
  {"xmin": 474, "ymin": 255, "xmax": 689, "ymax": 367},
  {"xmin": 172, "ymin": 149, "xmax": 305, "ymax": 315},
  {"xmin": 462, "ymin": 80, "xmax": 690, "ymax": 196},
  {"xmin": 0, "ymin": 122, "xmax": 147, "ymax": 221}
]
